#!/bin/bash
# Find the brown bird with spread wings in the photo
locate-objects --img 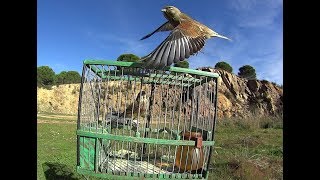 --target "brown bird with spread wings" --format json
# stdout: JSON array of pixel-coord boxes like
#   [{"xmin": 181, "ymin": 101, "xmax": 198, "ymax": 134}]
[{"xmin": 140, "ymin": 5, "xmax": 231, "ymax": 68}]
